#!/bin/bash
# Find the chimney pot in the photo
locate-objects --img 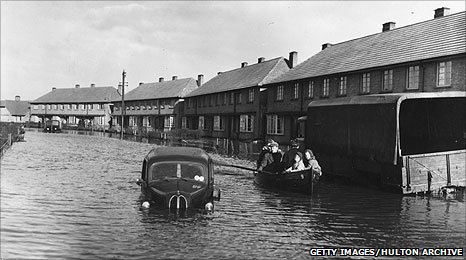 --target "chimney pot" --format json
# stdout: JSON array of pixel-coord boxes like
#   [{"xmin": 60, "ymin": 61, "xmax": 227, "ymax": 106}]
[
  {"xmin": 75, "ymin": 84, "xmax": 80, "ymax": 88},
  {"xmin": 15, "ymin": 95, "xmax": 20, "ymax": 101},
  {"xmin": 258, "ymin": 57, "xmax": 265, "ymax": 63},
  {"xmin": 217, "ymin": 72, "xmax": 222, "ymax": 75},
  {"xmin": 241, "ymin": 62, "xmax": 248, "ymax": 68},
  {"xmin": 159, "ymin": 77, "xmax": 164, "ymax": 82},
  {"xmin": 382, "ymin": 22, "xmax": 396, "ymax": 32},
  {"xmin": 90, "ymin": 83, "xmax": 95, "ymax": 88},
  {"xmin": 288, "ymin": 51, "xmax": 298, "ymax": 68},
  {"xmin": 172, "ymin": 76, "xmax": 178, "ymax": 80},
  {"xmin": 139, "ymin": 82, "xmax": 144, "ymax": 86},
  {"xmin": 52, "ymin": 87, "xmax": 57, "ymax": 91},
  {"xmin": 322, "ymin": 43, "xmax": 332, "ymax": 50},
  {"xmin": 197, "ymin": 74, "xmax": 204, "ymax": 87},
  {"xmin": 434, "ymin": 7, "xmax": 450, "ymax": 18}
]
